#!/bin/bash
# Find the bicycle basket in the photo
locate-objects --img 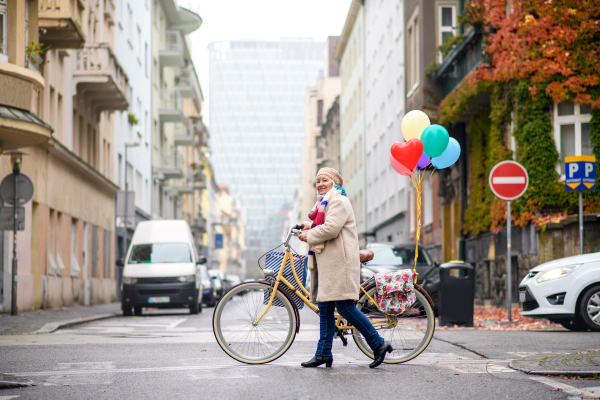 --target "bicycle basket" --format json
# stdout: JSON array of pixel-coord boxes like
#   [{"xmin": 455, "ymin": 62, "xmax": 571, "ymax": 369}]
[{"xmin": 263, "ymin": 252, "xmax": 307, "ymax": 310}]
